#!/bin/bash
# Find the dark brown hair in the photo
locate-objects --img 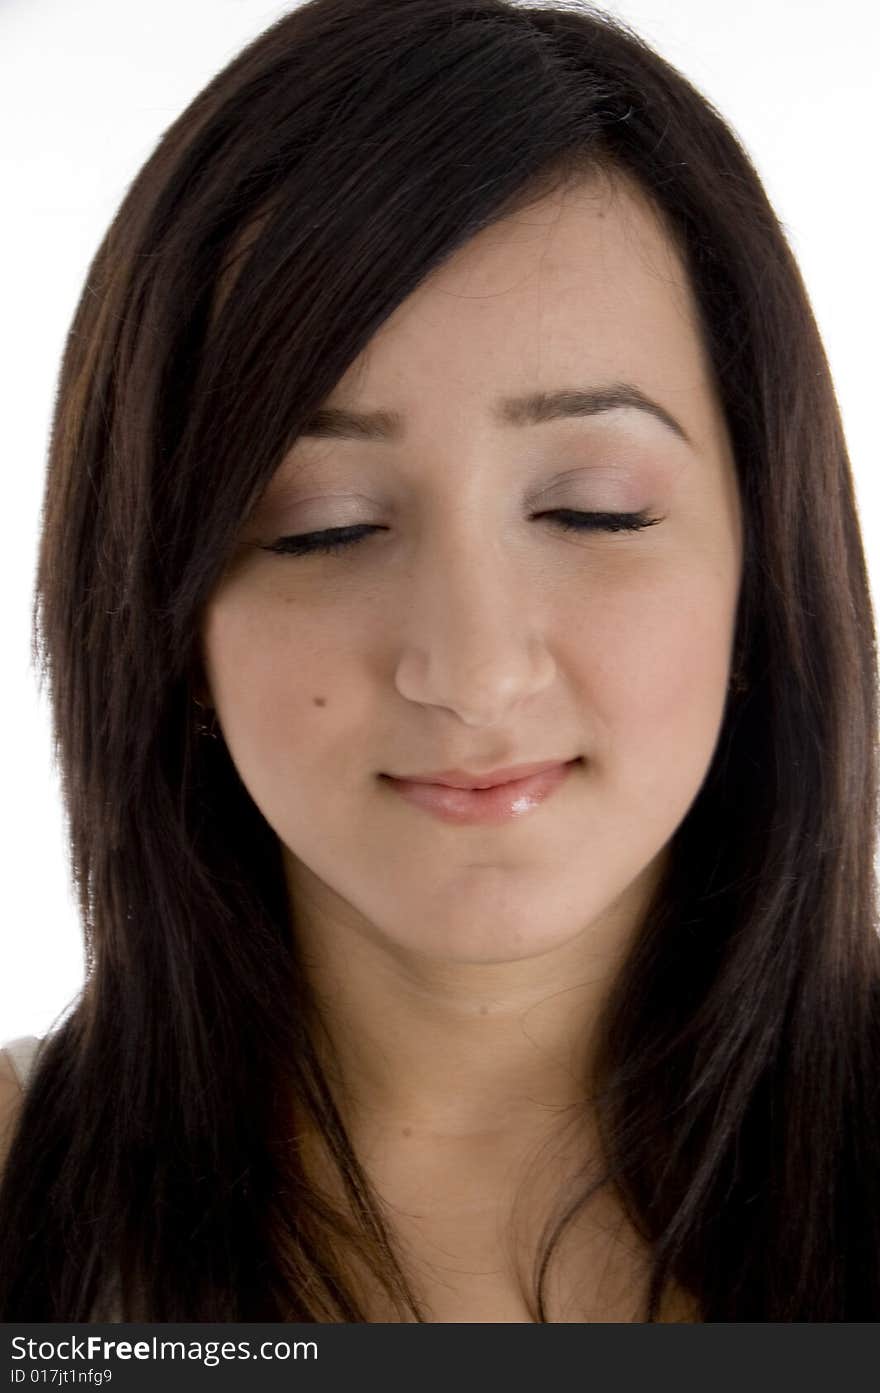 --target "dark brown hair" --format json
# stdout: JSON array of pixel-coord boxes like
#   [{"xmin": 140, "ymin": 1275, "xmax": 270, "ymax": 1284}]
[{"xmin": 2, "ymin": 0, "xmax": 878, "ymax": 1320}]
